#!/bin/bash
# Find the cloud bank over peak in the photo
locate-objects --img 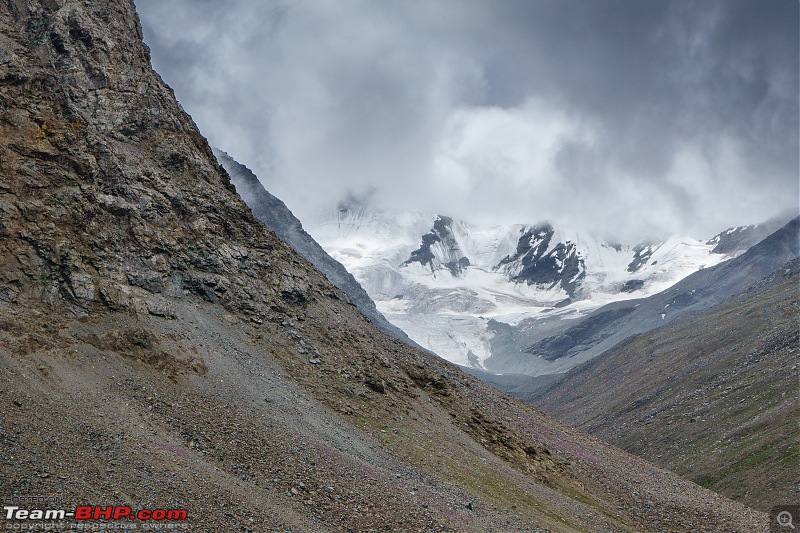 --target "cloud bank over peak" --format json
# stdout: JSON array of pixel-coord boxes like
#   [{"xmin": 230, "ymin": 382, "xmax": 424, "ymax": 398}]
[{"xmin": 136, "ymin": 0, "xmax": 798, "ymax": 241}]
